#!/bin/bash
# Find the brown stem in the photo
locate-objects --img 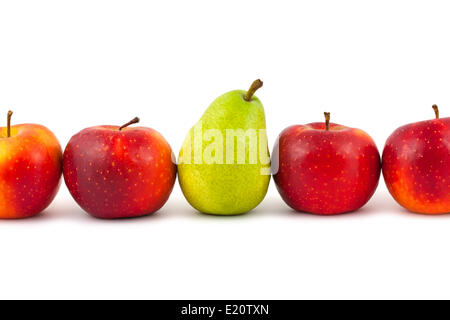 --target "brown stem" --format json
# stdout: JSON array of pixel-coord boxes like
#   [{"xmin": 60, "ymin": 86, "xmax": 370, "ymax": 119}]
[
  {"xmin": 432, "ymin": 104, "xmax": 439, "ymax": 119},
  {"xmin": 7, "ymin": 110, "xmax": 13, "ymax": 138},
  {"xmin": 119, "ymin": 117, "xmax": 140, "ymax": 131},
  {"xmin": 324, "ymin": 112, "xmax": 330, "ymax": 131},
  {"xmin": 243, "ymin": 79, "xmax": 263, "ymax": 101}
]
